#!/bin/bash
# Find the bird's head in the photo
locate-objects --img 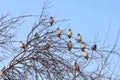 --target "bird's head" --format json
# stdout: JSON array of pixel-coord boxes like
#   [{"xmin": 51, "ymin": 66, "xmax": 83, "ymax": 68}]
[
  {"xmin": 57, "ymin": 27, "xmax": 59, "ymax": 30},
  {"xmin": 78, "ymin": 33, "xmax": 80, "ymax": 35},
  {"xmin": 50, "ymin": 16, "xmax": 53, "ymax": 19},
  {"xmin": 68, "ymin": 29, "xmax": 71, "ymax": 31}
]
